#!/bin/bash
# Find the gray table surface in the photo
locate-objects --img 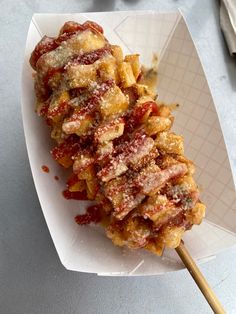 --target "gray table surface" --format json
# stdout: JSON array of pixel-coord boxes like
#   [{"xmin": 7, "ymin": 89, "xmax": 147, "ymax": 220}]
[{"xmin": 1, "ymin": 0, "xmax": 236, "ymax": 313}]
